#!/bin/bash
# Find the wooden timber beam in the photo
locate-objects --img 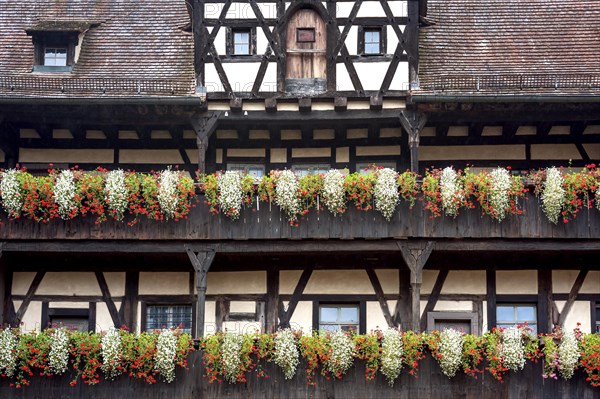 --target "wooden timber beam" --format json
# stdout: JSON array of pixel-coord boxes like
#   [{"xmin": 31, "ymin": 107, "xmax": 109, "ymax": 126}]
[
  {"xmin": 278, "ymin": 268, "xmax": 312, "ymax": 329},
  {"xmin": 15, "ymin": 272, "xmax": 45, "ymax": 326},
  {"xmin": 191, "ymin": 112, "xmax": 221, "ymax": 174},
  {"xmin": 419, "ymin": 269, "xmax": 448, "ymax": 331},
  {"xmin": 486, "ymin": 270, "xmax": 497, "ymax": 330},
  {"xmin": 398, "ymin": 241, "xmax": 434, "ymax": 331},
  {"xmin": 95, "ymin": 272, "xmax": 122, "ymax": 328},
  {"xmin": 399, "ymin": 110, "xmax": 427, "ymax": 172},
  {"xmin": 366, "ymin": 268, "xmax": 394, "ymax": 328},
  {"xmin": 186, "ymin": 246, "xmax": 216, "ymax": 337},
  {"xmin": 121, "ymin": 272, "xmax": 139, "ymax": 331},
  {"xmin": 557, "ymin": 270, "xmax": 589, "ymax": 327},
  {"xmin": 266, "ymin": 268, "xmax": 279, "ymax": 332},
  {"xmin": 537, "ymin": 269, "xmax": 553, "ymax": 334},
  {"xmin": 392, "ymin": 268, "xmax": 411, "ymax": 329}
]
